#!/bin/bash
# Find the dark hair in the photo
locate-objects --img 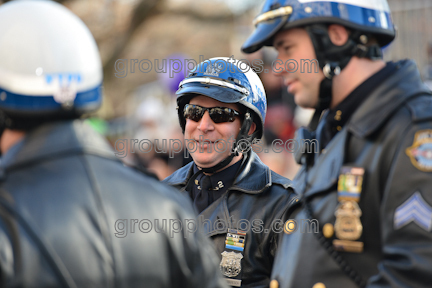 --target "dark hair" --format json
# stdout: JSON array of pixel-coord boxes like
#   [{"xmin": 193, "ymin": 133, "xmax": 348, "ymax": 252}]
[{"xmin": 0, "ymin": 110, "xmax": 80, "ymax": 132}]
